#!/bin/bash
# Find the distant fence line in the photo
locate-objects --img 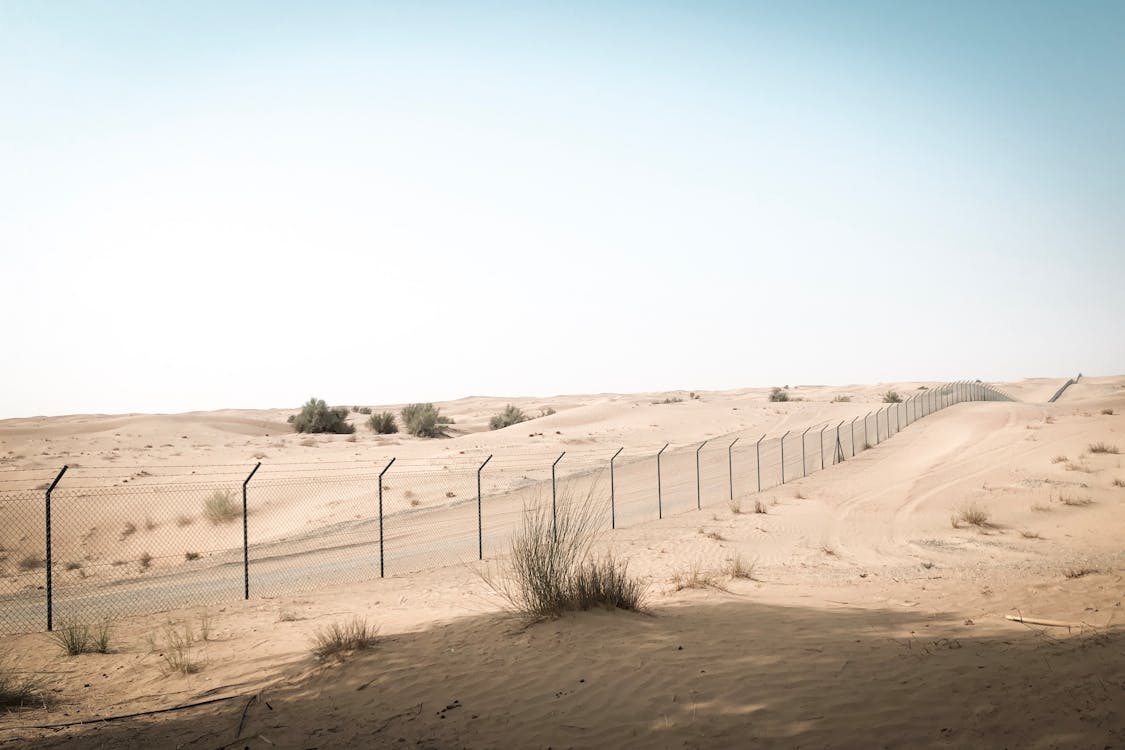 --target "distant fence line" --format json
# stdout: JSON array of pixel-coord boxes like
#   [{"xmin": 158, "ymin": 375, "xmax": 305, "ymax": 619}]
[
  {"xmin": 0, "ymin": 381, "xmax": 1013, "ymax": 634},
  {"xmin": 1047, "ymin": 373, "xmax": 1082, "ymax": 403}
]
